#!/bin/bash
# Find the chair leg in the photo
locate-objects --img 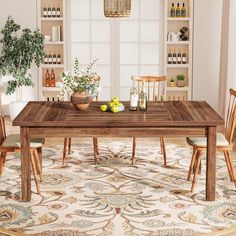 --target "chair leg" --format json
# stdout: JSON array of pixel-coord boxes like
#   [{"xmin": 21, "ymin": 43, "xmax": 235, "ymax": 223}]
[
  {"xmin": 62, "ymin": 138, "xmax": 68, "ymax": 165},
  {"xmin": 131, "ymin": 137, "xmax": 136, "ymax": 165},
  {"xmin": 93, "ymin": 138, "xmax": 98, "ymax": 165},
  {"xmin": 160, "ymin": 137, "xmax": 167, "ymax": 166},
  {"xmin": 191, "ymin": 150, "xmax": 202, "ymax": 193},
  {"xmin": 187, "ymin": 148, "xmax": 197, "ymax": 181},
  {"xmin": 0, "ymin": 152, "xmax": 7, "ymax": 176},
  {"xmin": 37, "ymin": 147, "xmax": 42, "ymax": 174},
  {"xmin": 223, "ymin": 150, "xmax": 233, "ymax": 181},
  {"xmin": 68, "ymin": 138, "xmax": 72, "ymax": 155},
  {"xmin": 33, "ymin": 149, "xmax": 43, "ymax": 182},
  {"xmin": 93, "ymin": 137, "xmax": 99, "ymax": 155},
  {"xmin": 30, "ymin": 150, "xmax": 40, "ymax": 194},
  {"xmin": 225, "ymin": 150, "xmax": 236, "ymax": 187}
]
